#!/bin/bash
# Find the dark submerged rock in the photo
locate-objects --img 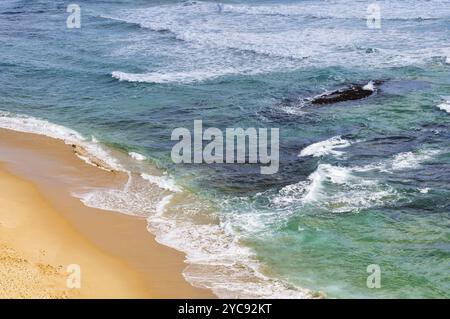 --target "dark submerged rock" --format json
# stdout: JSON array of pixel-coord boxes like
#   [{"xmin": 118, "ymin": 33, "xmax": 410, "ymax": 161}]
[{"xmin": 311, "ymin": 81, "xmax": 383, "ymax": 105}]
